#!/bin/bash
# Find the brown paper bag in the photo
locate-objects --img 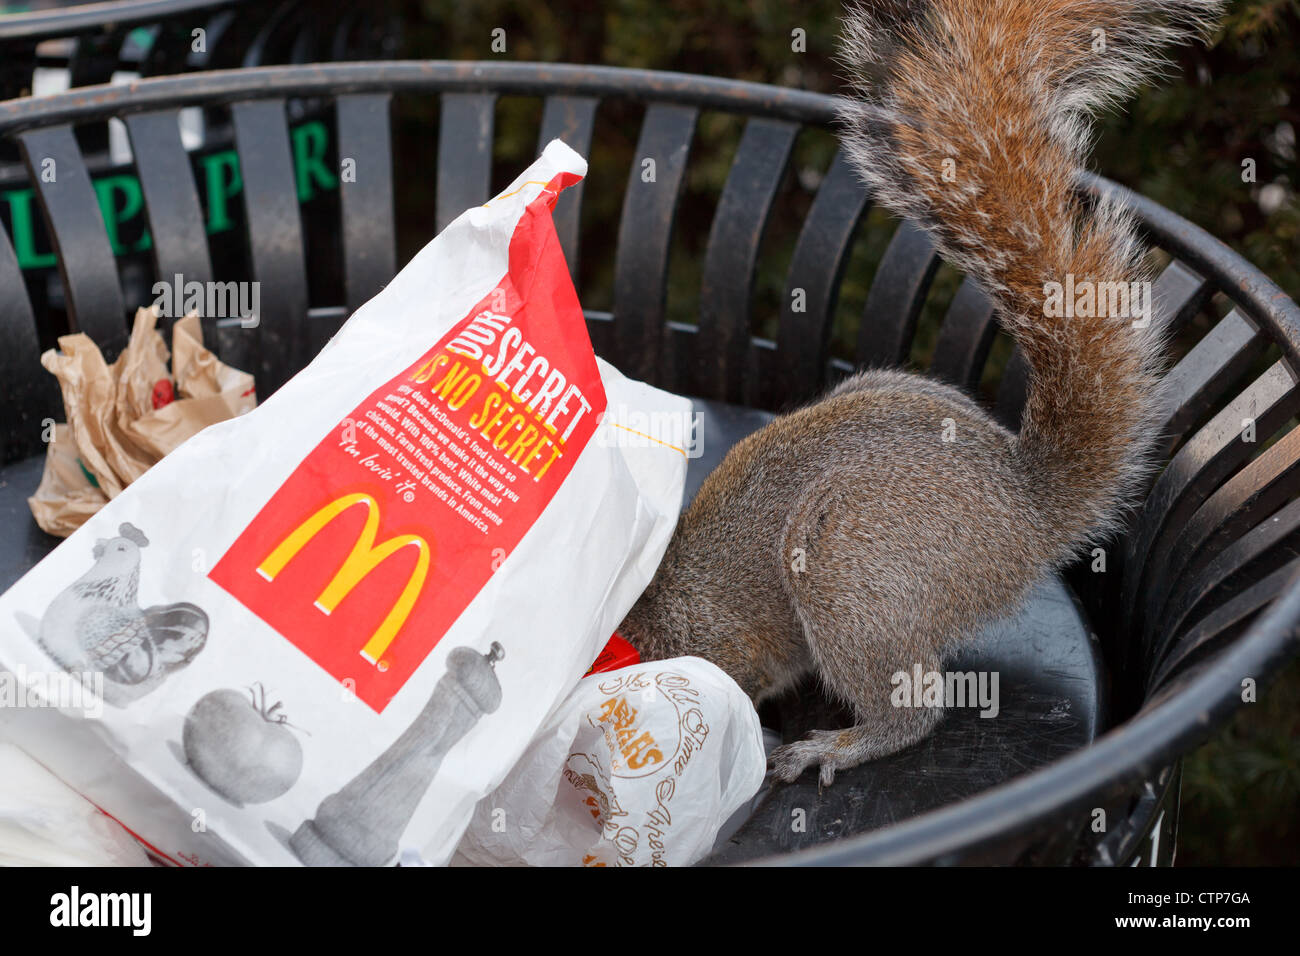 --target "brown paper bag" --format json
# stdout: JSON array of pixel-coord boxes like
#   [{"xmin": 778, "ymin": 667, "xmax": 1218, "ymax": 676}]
[
  {"xmin": 28, "ymin": 307, "xmax": 257, "ymax": 537},
  {"xmin": 124, "ymin": 314, "xmax": 257, "ymax": 461},
  {"xmin": 25, "ymin": 424, "xmax": 110, "ymax": 537}
]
